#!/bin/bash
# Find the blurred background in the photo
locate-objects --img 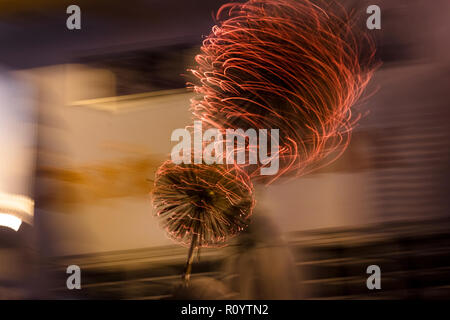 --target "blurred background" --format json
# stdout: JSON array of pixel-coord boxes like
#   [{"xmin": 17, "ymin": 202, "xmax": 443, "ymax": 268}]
[{"xmin": 0, "ymin": 0, "xmax": 450, "ymax": 299}]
